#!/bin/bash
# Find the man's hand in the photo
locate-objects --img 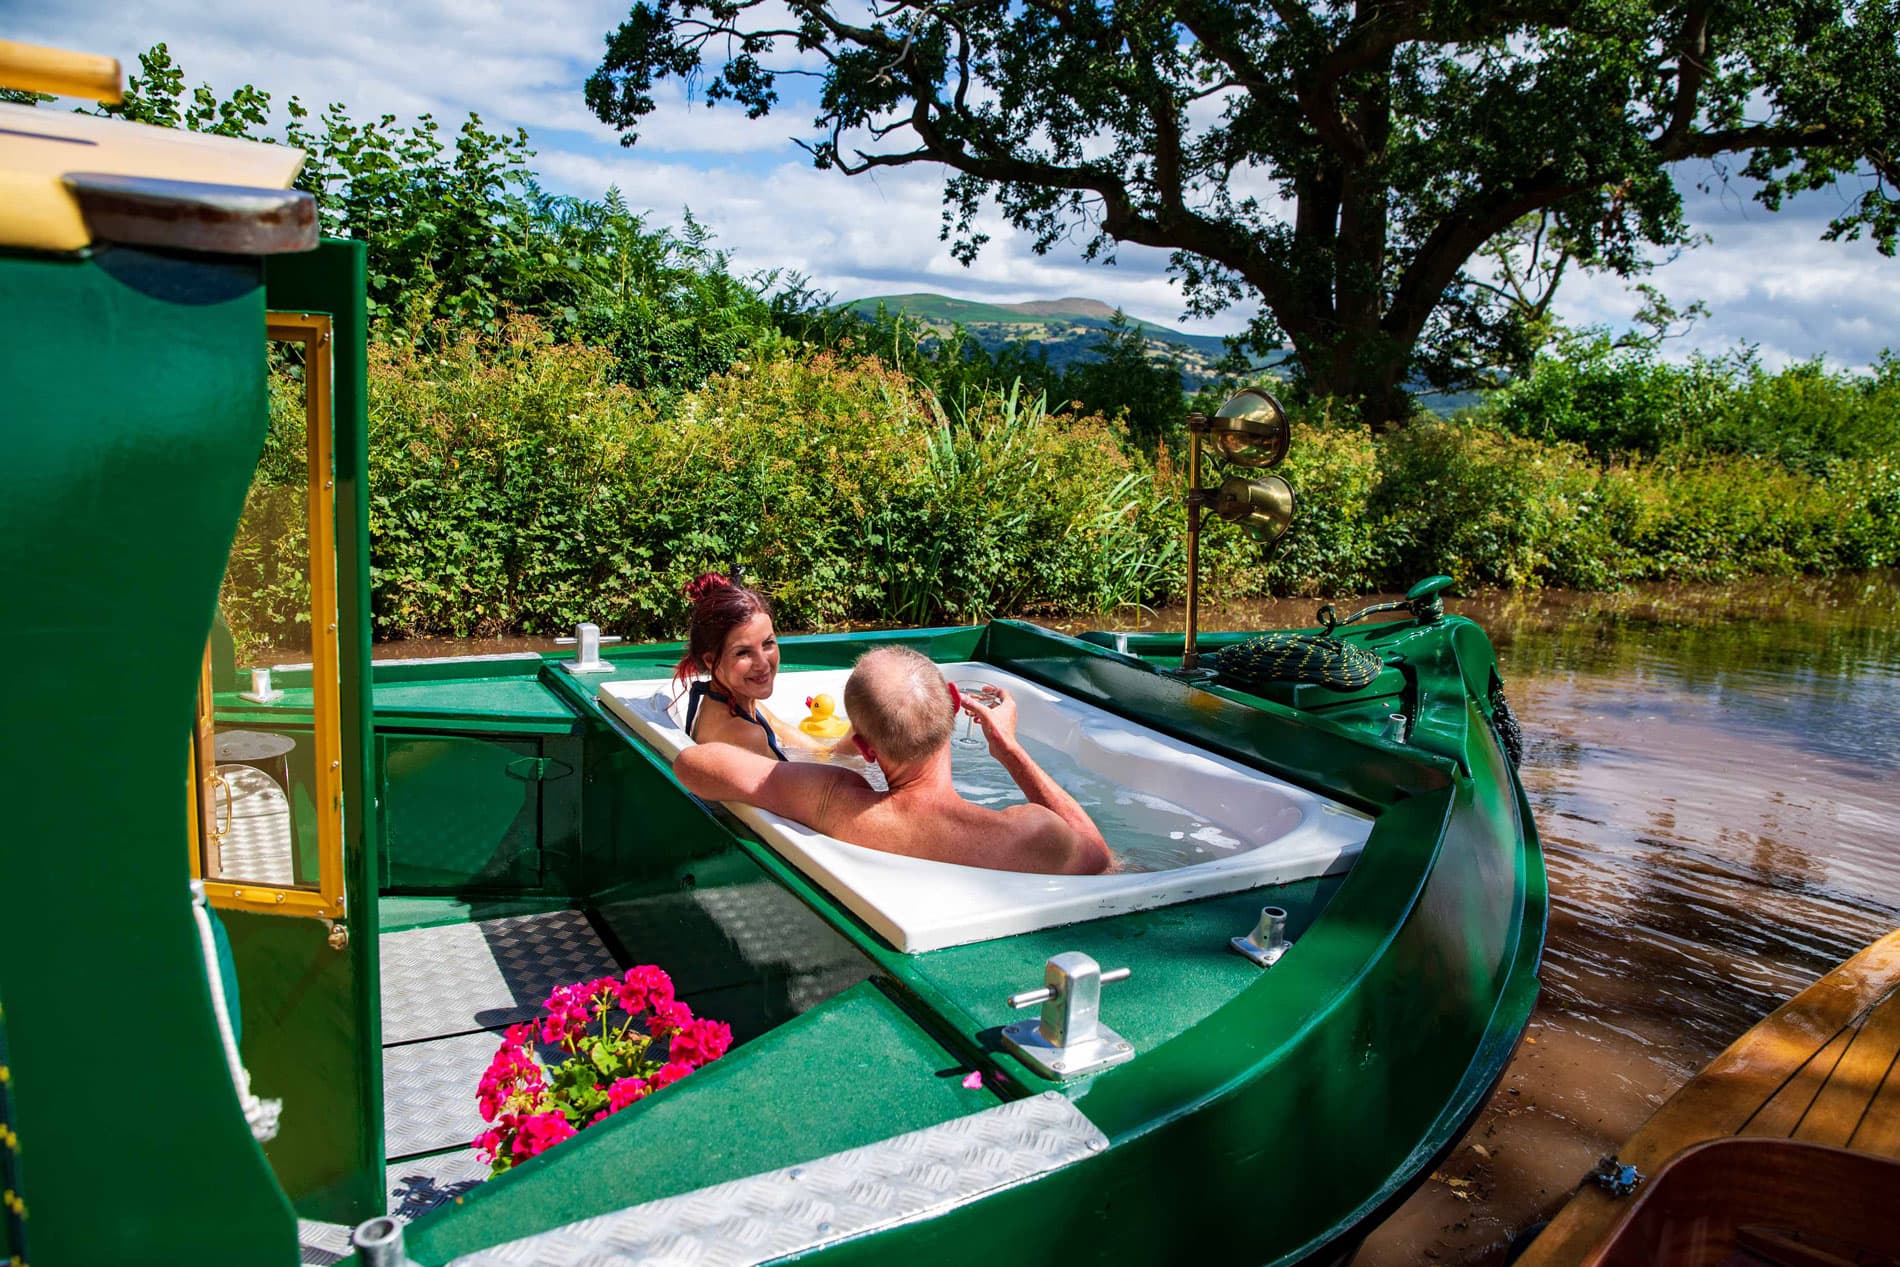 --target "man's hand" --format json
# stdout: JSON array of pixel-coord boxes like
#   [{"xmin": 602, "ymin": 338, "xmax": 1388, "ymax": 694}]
[
  {"xmin": 961, "ymin": 684, "xmax": 1019, "ymax": 758},
  {"xmin": 966, "ymin": 685, "xmax": 1110, "ymax": 872}
]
